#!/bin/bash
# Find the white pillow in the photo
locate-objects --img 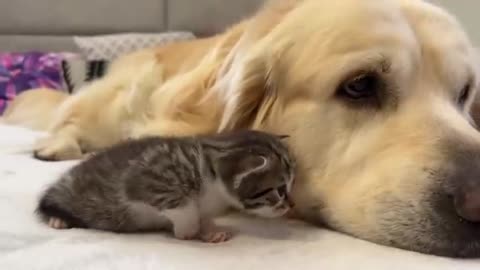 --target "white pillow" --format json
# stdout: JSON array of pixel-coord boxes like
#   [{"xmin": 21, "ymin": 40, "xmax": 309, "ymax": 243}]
[{"xmin": 74, "ymin": 32, "xmax": 196, "ymax": 60}]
